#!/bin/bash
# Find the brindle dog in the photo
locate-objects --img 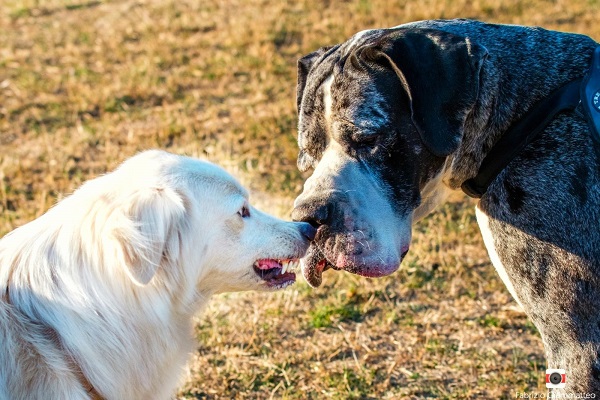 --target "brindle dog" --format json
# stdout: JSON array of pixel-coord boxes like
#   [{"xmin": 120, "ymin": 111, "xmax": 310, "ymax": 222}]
[{"xmin": 292, "ymin": 19, "xmax": 600, "ymax": 394}]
